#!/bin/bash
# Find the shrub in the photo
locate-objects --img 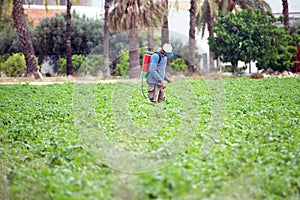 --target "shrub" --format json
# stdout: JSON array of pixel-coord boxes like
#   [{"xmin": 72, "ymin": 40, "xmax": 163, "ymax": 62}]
[
  {"xmin": 57, "ymin": 54, "xmax": 86, "ymax": 75},
  {"xmin": 0, "ymin": 53, "xmax": 26, "ymax": 77},
  {"xmin": 72, "ymin": 54, "xmax": 86, "ymax": 72},
  {"xmin": 224, "ymin": 65, "xmax": 234, "ymax": 73},
  {"xmin": 114, "ymin": 50, "xmax": 129, "ymax": 76},
  {"xmin": 57, "ymin": 58, "xmax": 67, "ymax": 75},
  {"xmin": 33, "ymin": 12, "xmax": 104, "ymax": 57},
  {"xmin": 85, "ymin": 54, "xmax": 104, "ymax": 76},
  {"xmin": 170, "ymin": 58, "xmax": 187, "ymax": 72}
]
